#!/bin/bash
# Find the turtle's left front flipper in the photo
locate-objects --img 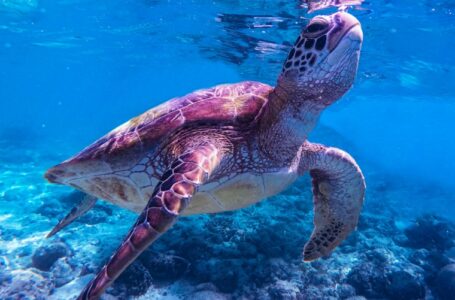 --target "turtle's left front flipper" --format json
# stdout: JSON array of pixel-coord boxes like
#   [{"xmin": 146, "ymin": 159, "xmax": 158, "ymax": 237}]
[
  {"xmin": 299, "ymin": 142, "xmax": 365, "ymax": 261},
  {"xmin": 77, "ymin": 142, "xmax": 225, "ymax": 300}
]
